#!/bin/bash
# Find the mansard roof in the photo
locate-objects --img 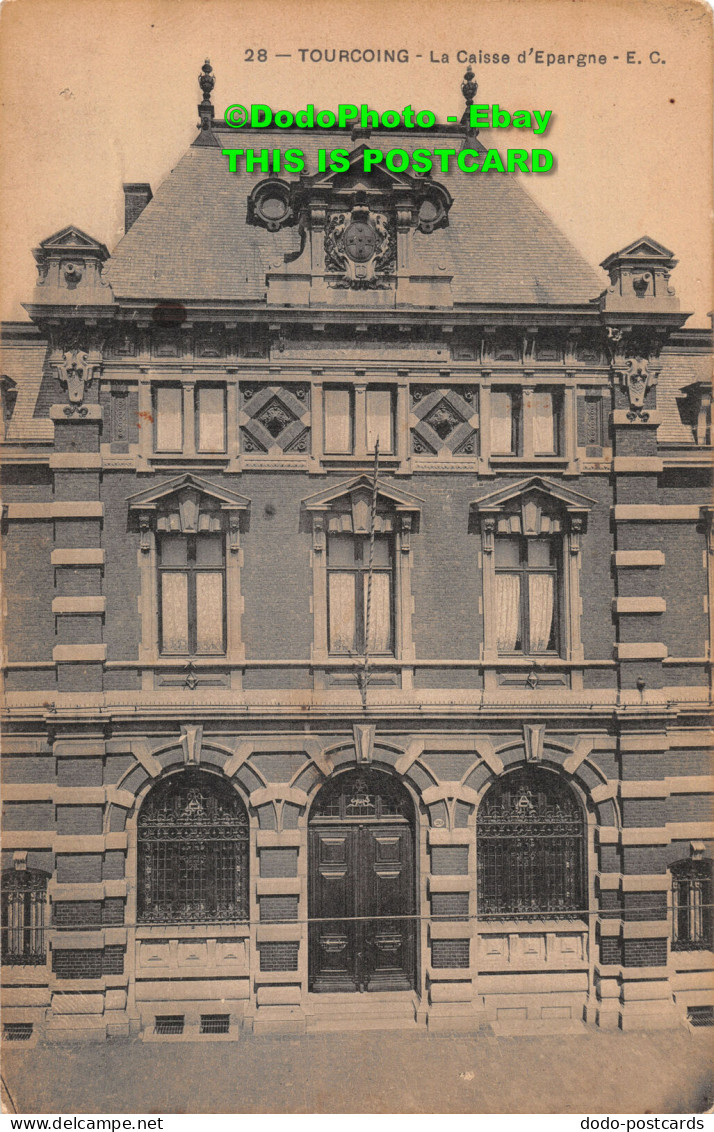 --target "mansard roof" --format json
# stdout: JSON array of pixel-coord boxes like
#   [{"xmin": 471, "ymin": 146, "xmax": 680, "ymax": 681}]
[{"xmin": 103, "ymin": 131, "xmax": 604, "ymax": 306}]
